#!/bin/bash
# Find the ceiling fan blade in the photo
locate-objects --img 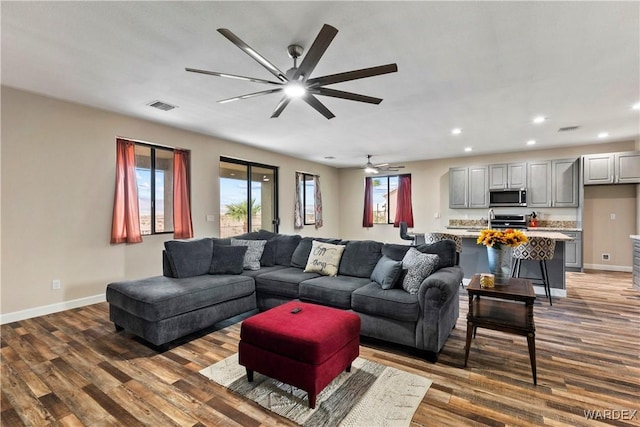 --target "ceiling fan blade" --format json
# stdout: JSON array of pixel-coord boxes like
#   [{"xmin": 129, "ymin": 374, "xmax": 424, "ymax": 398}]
[
  {"xmin": 218, "ymin": 88, "xmax": 283, "ymax": 104},
  {"xmin": 374, "ymin": 163, "xmax": 389, "ymax": 167},
  {"xmin": 271, "ymin": 96, "xmax": 291, "ymax": 118},
  {"xmin": 217, "ymin": 28, "xmax": 288, "ymax": 83},
  {"xmin": 185, "ymin": 68, "xmax": 282, "ymax": 86},
  {"xmin": 303, "ymin": 94, "xmax": 335, "ymax": 119},
  {"xmin": 293, "ymin": 24, "xmax": 338, "ymax": 82},
  {"xmin": 308, "ymin": 63, "xmax": 398, "ymax": 87},
  {"xmin": 312, "ymin": 87, "xmax": 383, "ymax": 104}
]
